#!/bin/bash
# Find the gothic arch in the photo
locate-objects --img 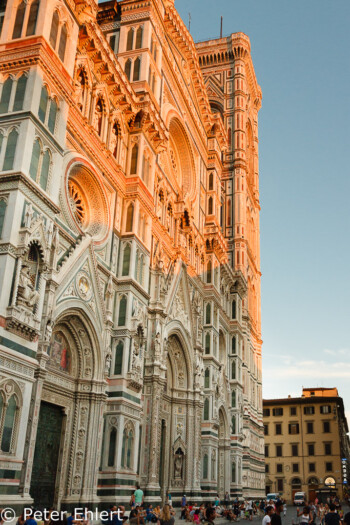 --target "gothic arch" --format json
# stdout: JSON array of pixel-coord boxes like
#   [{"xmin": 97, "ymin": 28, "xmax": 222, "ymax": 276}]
[
  {"xmin": 164, "ymin": 322, "xmax": 194, "ymax": 388},
  {"xmin": 51, "ymin": 305, "xmax": 104, "ymax": 381}
]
